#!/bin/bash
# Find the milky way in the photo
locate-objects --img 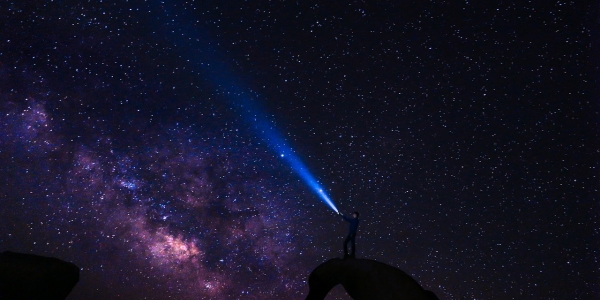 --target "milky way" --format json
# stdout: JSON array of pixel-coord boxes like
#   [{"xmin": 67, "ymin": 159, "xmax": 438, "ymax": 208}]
[
  {"xmin": 0, "ymin": 96, "xmax": 324, "ymax": 299},
  {"xmin": 1, "ymin": 1, "xmax": 597, "ymax": 299}
]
